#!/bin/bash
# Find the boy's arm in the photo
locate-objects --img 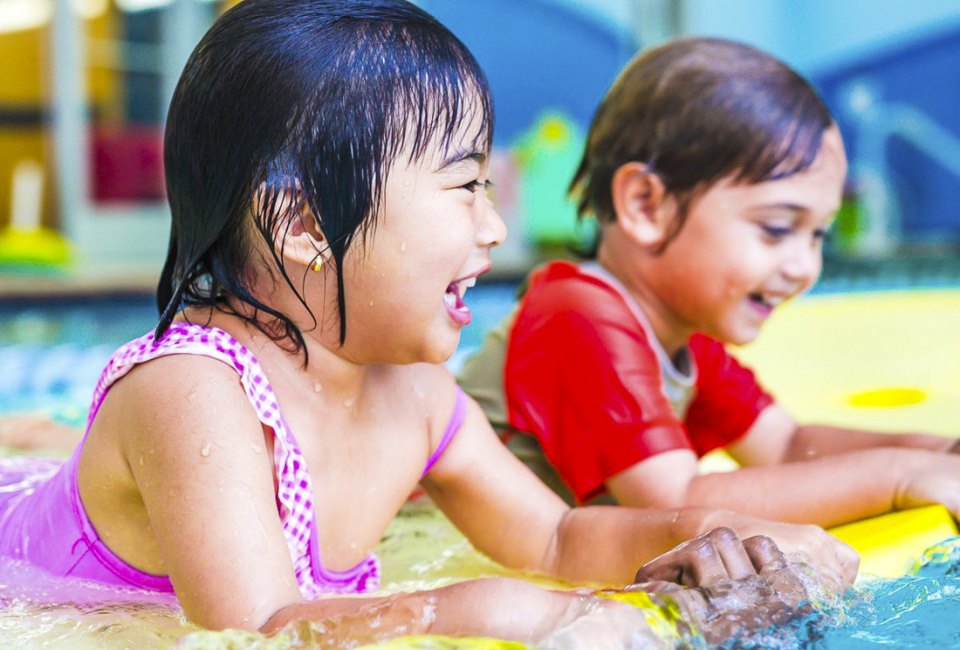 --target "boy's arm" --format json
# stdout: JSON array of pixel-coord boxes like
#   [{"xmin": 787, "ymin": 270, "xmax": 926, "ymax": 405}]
[
  {"xmin": 422, "ymin": 393, "xmax": 857, "ymax": 588},
  {"xmin": 604, "ymin": 407, "xmax": 960, "ymax": 528},
  {"xmin": 725, "ymin": 403, "xmax": 956, "ymax": 466}
]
